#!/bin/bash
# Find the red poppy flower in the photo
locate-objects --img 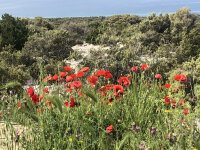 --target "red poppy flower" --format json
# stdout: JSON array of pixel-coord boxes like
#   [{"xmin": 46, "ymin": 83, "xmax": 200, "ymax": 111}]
[
  {"xmin": 28, "ymin": 87, "xmax": 34, "ymax": 97},
  {"xmin": 87, "ymin": 75, "xmax": 98, "ymax": 87},
  {"xmin": 81, "ymin": 67, "xmax": 89, "ymax": 72},
  {"xmin": 105, "ymin": 84, "xmax": 114, "ymax": 91},
  {"xmin": 60, "ymin": 72, "xmax": 67, "ymax": 77},
  {"xmin": 53, "ymin": 74, "xmax": 59, "ymax": 81},
  {"xmin": 179, "ymin": 100, "xmax": 187, "ymax": 105},
  {"xmin": 170, "ymin": 99, "xmax": 176, "ymax": 104},
  {"xmin": 118, "ymin": 77, "xmax": 130, "ymax": 86},
  {"xmin": 146, "ymin": 82, "xmax": 150, "ymax": 86},
  {"xmin": 104, "ymin": 71, "xmax": 113, "ymax": 79},
  {"xmin": 141, "ymin": 64, "xmax": 149, "ymax": 71},
  {"xmin": 106, "ymin": 125, "xmax": 114, "ymax": 133},
  {"xmin": 164, "ymin": 83, "xmax": 171, "ymax": 88},
  {"xmin": 113, "ymin": 85, "xmax": 124, "ymax": 97},
  {"xmin": 43, "ymin": 77, "xmax": 47, "ymax": 82},
  {"xmin": 31, "ymin": 94, "xmax": 40, "ymax": 104},
  {"xmin": 164, "ymin": 95, "xmax": 170, "ymax": 105},
  {"xmin": 155, "ymin": 74, "xmax": 162, "ymax": 79},
  {"xmin": 174, "ymin": 74, "xmax": 187, "ymax": 83},
  {"xmin": 48, "ymin": 76, "xmax": 53, "ymax": 81},
  {"xmin": 77, "ymin": 71, "xmax": 84, "ymax": 78},
  {"xmin": 70, "ymin": 74, "xmax": 77, "ymax": 79},
  {"xmin": 65, "ymin": 97, "xmax": 77, "ymax": 108},
  {"xmin": 106, "ymin": 97, "xmax": 114, "ymax": 104},
  {"xmin": 42, "ymin": 88, "xmax": 49, "ymax": 94},
  {"xmin": 17, "ymin": 102, "xmax": 21, "ymax": 108},
  {"xmin": 64, "ymin": 66, "xmax": 72, "ymax": 72},
  {"xmin": 183, "ymin": 109, "xmax": 188, "ymax": 114},
  {"xmin": 72, "ymin": 81, "xmax": 82, "ymax": 88},
  {"xmin": 131, "ymin": 66, "xmax": 138, "ymax": 71},
  {"xmin": 95, "ymin": 70, "xmax": 105, "ymax": 77},
  {"xmin": 66, "ymin": 76, "xmax": 73, "ymax": 82},
  {"xmin": 65, "ymin": 84, "xmax": 73, "ymax": 92}
]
